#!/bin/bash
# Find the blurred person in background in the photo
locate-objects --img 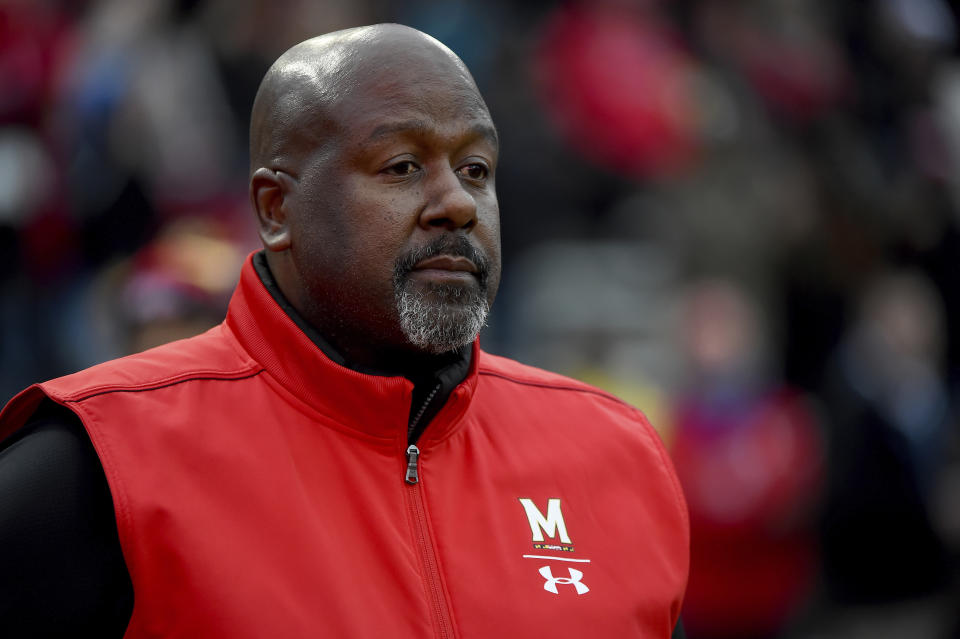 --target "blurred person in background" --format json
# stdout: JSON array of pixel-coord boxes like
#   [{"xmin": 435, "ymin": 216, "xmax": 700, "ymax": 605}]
[
  {"xmin": 89, "ymin": 219, "xmax": 247, "ymax": 356},
  {"xmin": 820, "ymin": 270, "xmax": 953, "ymax": 605},
  {"xmin": 669, "ymin": 278, "xmax": 824, "ymax": 639}
]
